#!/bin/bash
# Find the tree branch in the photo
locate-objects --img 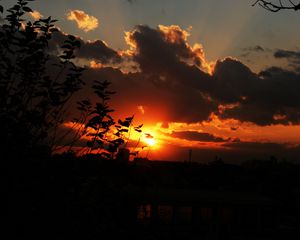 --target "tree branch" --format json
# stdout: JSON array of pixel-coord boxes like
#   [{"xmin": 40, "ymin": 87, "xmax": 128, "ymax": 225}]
[{"xmin": 252, "ymin": 0, "xmax": 300, "ymax": 12}]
